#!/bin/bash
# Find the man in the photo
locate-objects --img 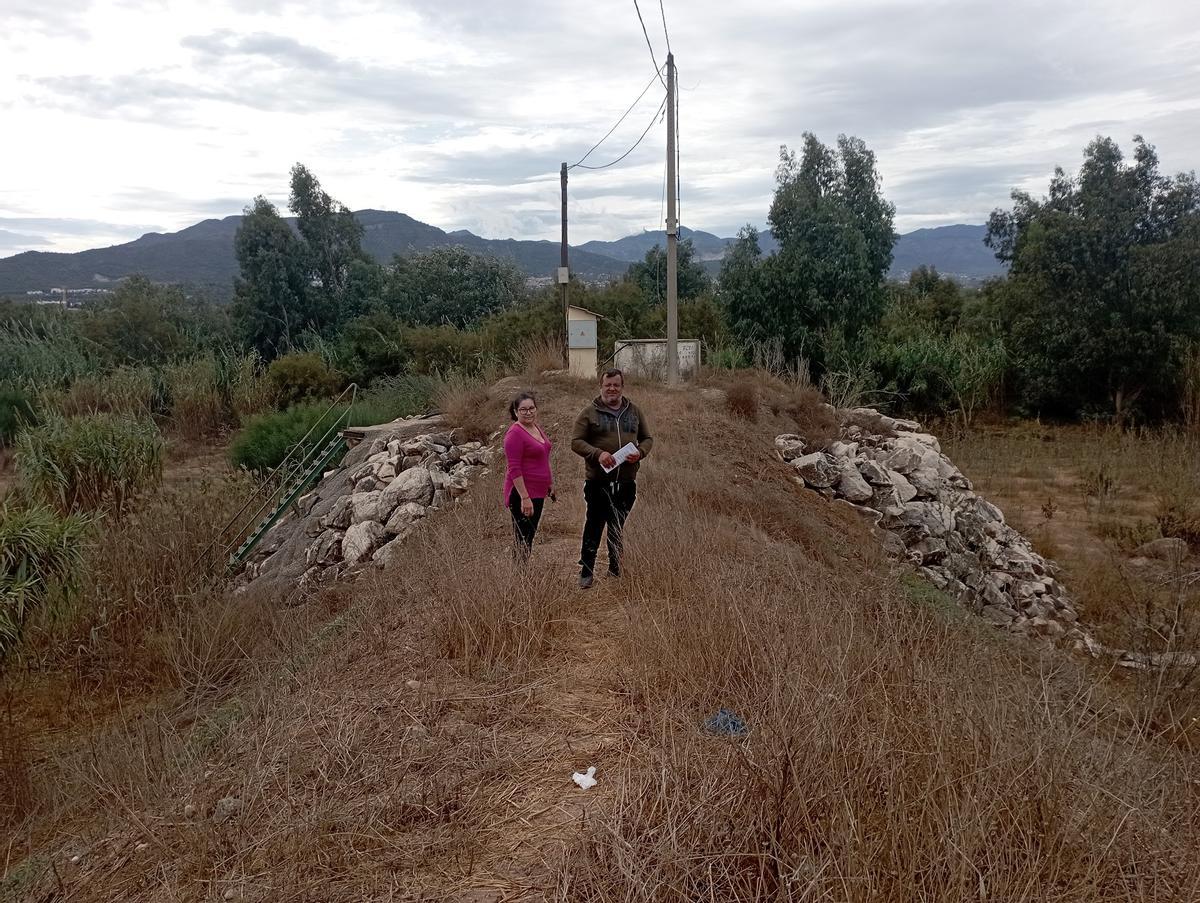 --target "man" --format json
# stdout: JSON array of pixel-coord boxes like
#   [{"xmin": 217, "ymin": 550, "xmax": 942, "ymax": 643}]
[{"xmin": 571, "ymin": 368, "xmax": 654, "ymax": 589}]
